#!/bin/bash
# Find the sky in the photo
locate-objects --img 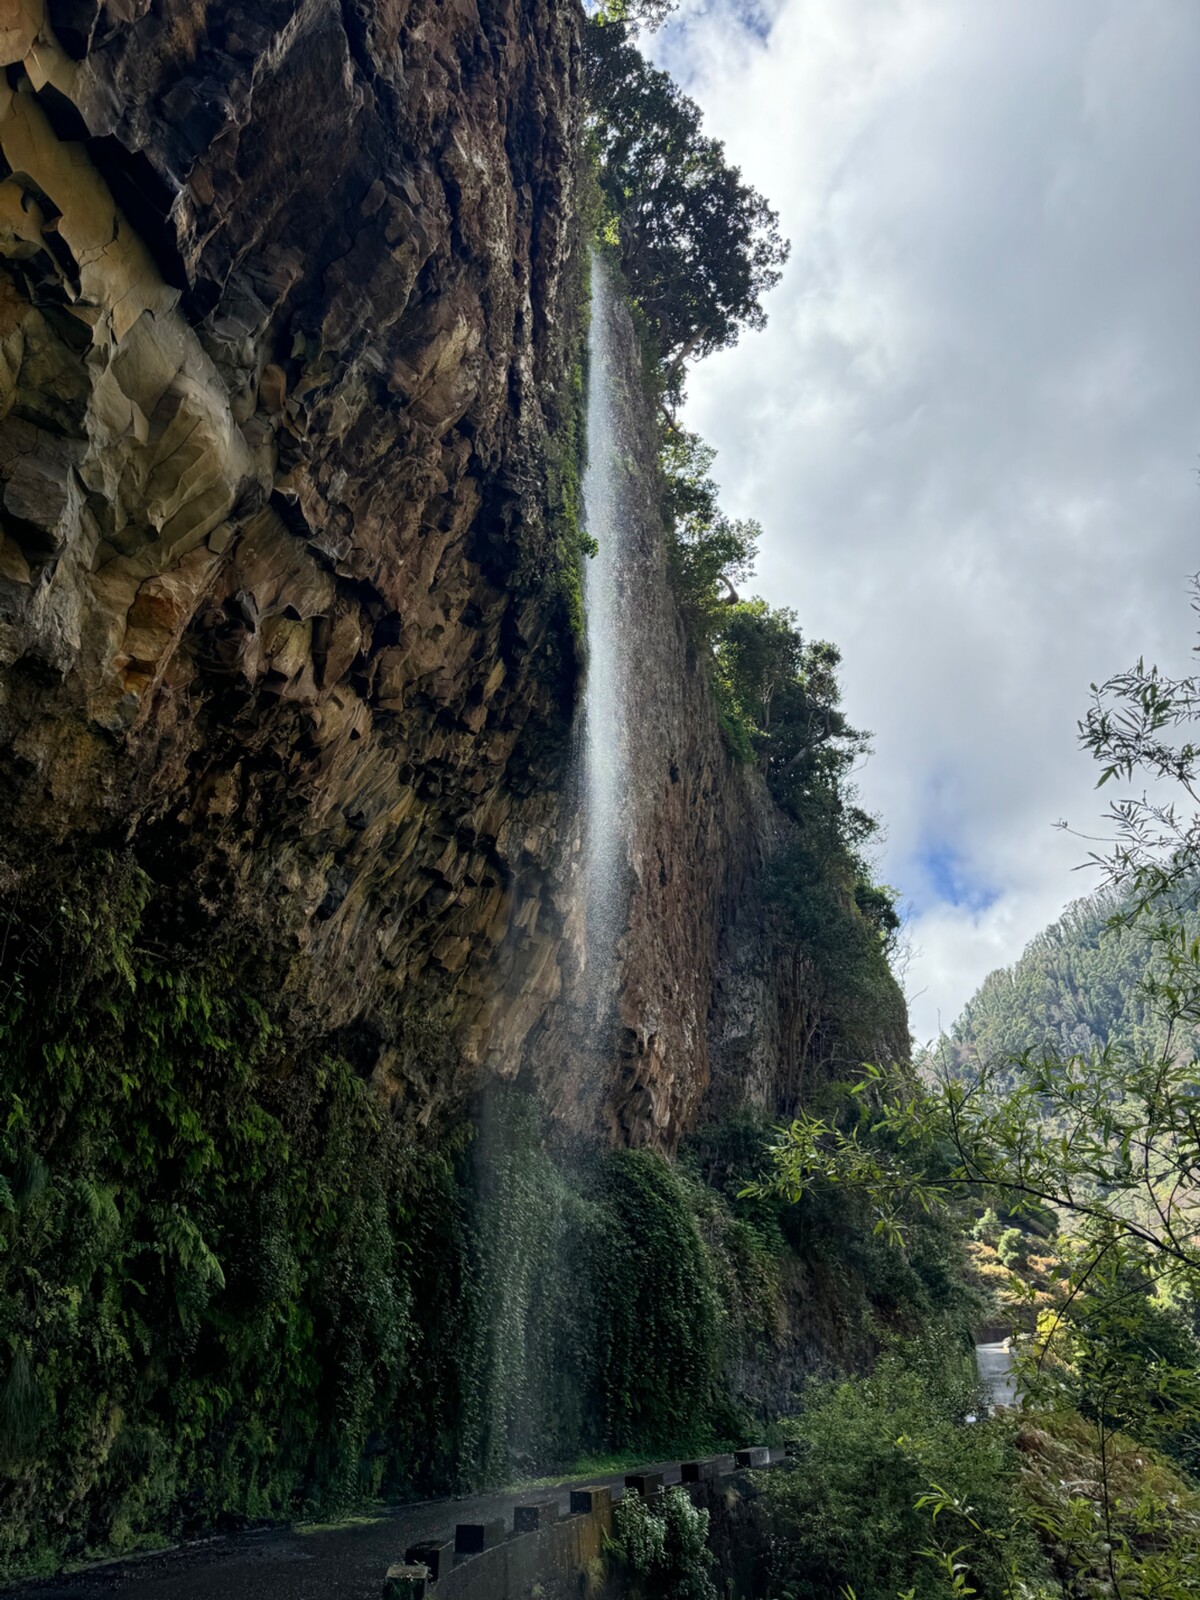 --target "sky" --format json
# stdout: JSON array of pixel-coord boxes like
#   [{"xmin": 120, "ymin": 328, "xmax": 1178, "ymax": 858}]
[{"xmin": 645, "ymin": 0, "xmax": 1200, "ymax": 1042}]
